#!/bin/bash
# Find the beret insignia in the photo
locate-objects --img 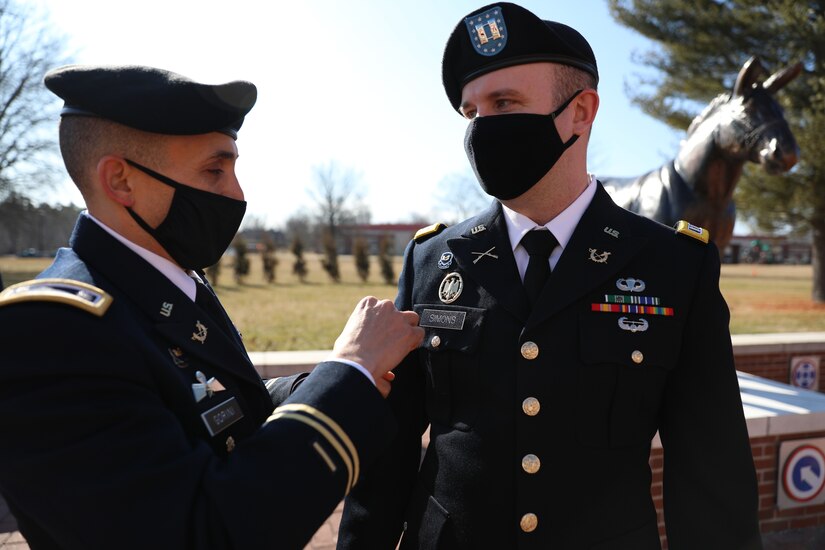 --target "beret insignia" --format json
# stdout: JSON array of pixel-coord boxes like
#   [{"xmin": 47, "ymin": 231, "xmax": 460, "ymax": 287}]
[
  {"xmin": 0, "ymin": 278, "xmax": 113, "ymax": 317},
  {"xmin": 414, "ymin": 223, "xmax": 448, "ymax": 243},
  {"xmin": 465, "ymin": 6, "xmax": 508, "ymax": 57},
  {"xmin": 675, "ymin": 220, "xmax": 710, "ymax": 244}
]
